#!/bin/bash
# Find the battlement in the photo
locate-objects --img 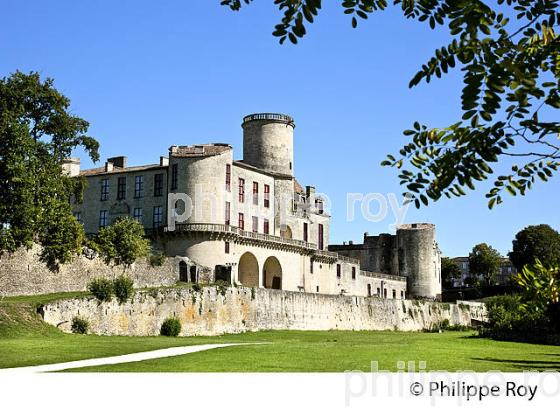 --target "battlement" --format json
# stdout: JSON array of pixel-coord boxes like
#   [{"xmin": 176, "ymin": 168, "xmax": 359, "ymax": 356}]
[{"xmin": 243, "ymin": 113, "xmax": 295, "ymax": 126}]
